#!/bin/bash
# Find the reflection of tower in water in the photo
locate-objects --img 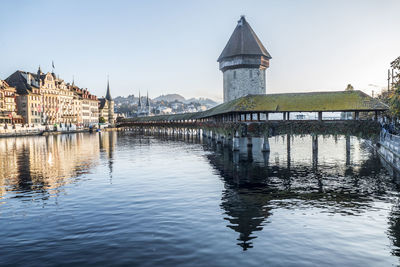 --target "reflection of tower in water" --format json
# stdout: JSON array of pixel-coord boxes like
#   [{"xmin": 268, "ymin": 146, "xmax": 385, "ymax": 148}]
[
  {"xmin": 205, "ymin": 144, "xmax": 274, "ymax": 250},
  {"xmin": 99, "ymin": 131, "xmax": 117, "ymax": 182},
  {"xmin": 202, "ymin": 135, "xmax": 393, "ymax": 251}
]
